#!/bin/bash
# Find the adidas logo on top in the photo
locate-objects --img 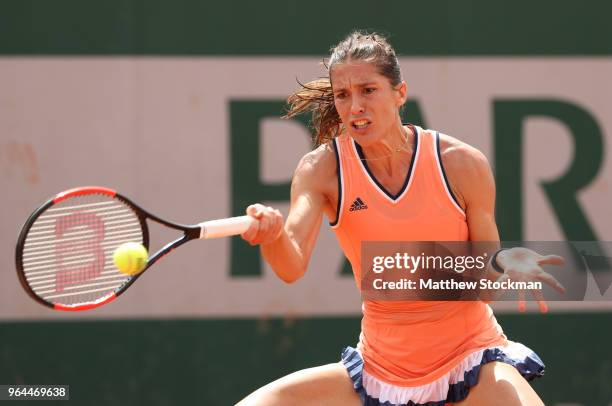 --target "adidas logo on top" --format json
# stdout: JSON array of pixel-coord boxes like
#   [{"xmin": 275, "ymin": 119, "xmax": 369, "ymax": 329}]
[{"xmin": 349, "ymin": 197, "xmax": 368, "ymax": 212}]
